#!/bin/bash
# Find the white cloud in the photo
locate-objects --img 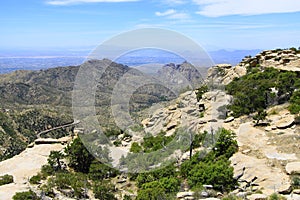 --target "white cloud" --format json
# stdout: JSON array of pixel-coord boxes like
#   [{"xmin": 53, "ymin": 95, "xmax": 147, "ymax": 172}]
[
  {"xmin": 46, "ymin": 0, "xmax": 139, "ymax": 5},
  {"xmin": 193, "ymin": 0, "xmax": 300, "ymax": 17},
  {"xmin": 163, "ymin": 0, "xmax": 187, "ymax": 5},
  {"xmin": 155, "ymin": 9, "xmax": 176, "ymax": 16},
  {"xmin": 155, "ymin": 9, "xmax": 190, "ymax": 20}
]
